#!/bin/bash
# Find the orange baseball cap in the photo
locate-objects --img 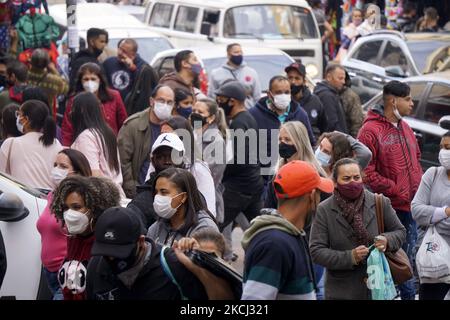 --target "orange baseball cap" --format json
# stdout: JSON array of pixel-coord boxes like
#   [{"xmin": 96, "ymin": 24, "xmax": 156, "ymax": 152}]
[{"xmin": 274, "ymin": 160, "xmax": 334, "ymax": 199}]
